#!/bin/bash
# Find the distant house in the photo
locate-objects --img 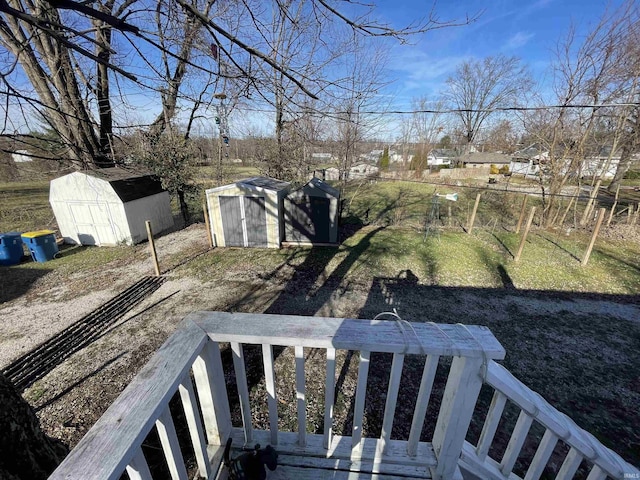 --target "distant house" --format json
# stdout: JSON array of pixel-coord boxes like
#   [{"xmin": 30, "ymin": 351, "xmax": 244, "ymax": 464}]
[
  {"xmin": 361, "ymin": 149, "xmax": 384, "ymax": 163},
  {"xmin": 312, "ymin": 153, "xmax": 333, "ymax": 162},
  {"xmin": 579, "ymin": 146, "xmax": 621, "ymax": 179},
  {"xmin": 427, "ymin": 149, "xmax": 457, "ymax": 166},
  {"xmin": 323, "ymin": 167, "xmax": 340, "ymax": 181},
  {"xmin": 11, "ymin": 150, "xmax": 32, "ymax": 163},
  {"xmin": 389, "ymin": 151, "xmax": 414, "ymax": 164},
  {"xmin": 349, "ymin": 163, "xmax": 379, "ymax": 179},
  {"xmin": 510, "ymin": 143, "xmax": 548, "ymax": 176},
  {"xmin": 458, "ymin": 152, "xmax": 510, "ymax": 169}
]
